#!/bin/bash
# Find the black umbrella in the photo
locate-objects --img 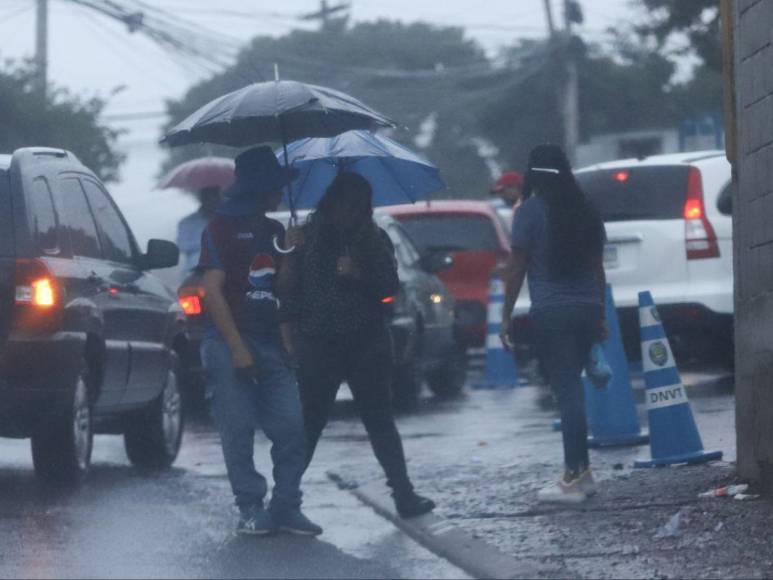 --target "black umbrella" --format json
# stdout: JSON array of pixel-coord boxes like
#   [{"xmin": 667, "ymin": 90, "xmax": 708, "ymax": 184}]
[
  {"xmin": 162, "ymin": 80, "xmax": 396, "ymax": 149},
  {"xmin": 162, "ymin": 78, "xmax": 396, "ymax": 252},
  {"xmin": 163, "ymin": 79, "xmax": 396, "ymax": 231}
]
